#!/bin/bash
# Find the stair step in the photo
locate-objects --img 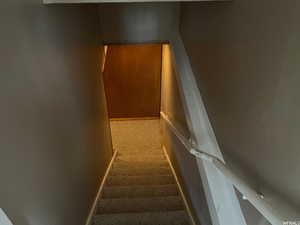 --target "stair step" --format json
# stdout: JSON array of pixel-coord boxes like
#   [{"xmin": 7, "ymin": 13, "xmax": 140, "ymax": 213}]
[
  {"xmin": 93, "ymin": 210, "xmax": 190, "ymax": 225},
  {"xmin": 117, "ymin": 154, "xmax": 165, "ymax": 160},
  {"xmin": 117, "ymin": 148, "xmax": 164, "ymax": 156},
  {"xmin": 102, "ymin": 184, "xmax": 179, "ymax": 199},
  {"xmin": 97, "ymin": 196, "xmax": 184, "ymax": 214},
  {"xmin": 110, "ymin": 166, "xmax": 172, "ymax": 176},
  {"xmin": 115, "ymin": 155, "xmax": 167, "ymax": 163},
  {"xmin": 106, "ymin": 175, "xmax": 175, "ymax": 186},
  {"xmin": 113, "ymin": 161, "xmax": 169, "ymax": 169},
  {"xmin": 115, "ymin": 145, "xmax": 162, "ymax": 152}
]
